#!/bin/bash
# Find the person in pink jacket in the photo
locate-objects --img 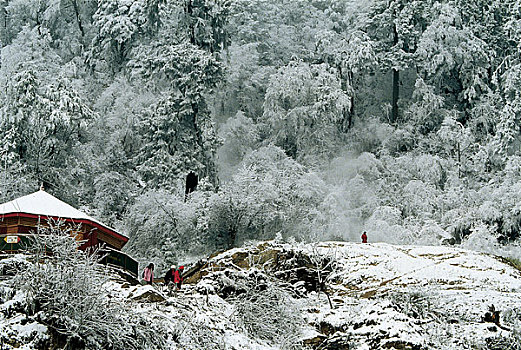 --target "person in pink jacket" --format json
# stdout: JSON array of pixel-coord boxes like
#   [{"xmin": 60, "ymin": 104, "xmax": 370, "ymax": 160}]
[{"xmin": 142, "ymin": 263, "xmax": 154, "ymax": 285}]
